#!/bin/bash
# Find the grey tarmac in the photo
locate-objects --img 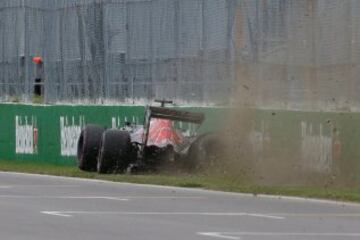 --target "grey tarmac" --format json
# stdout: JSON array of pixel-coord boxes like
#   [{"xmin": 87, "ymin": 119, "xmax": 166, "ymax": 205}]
[{"xmin": 0, "ymin": 171, "xmax": 360, "ymax": 240}]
